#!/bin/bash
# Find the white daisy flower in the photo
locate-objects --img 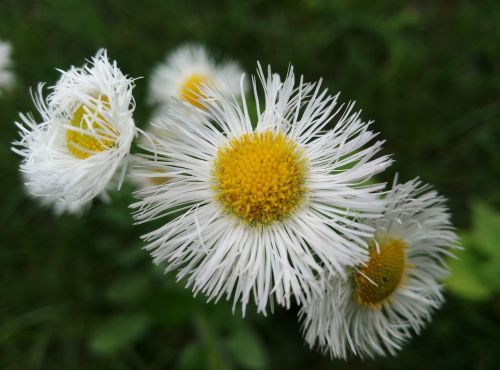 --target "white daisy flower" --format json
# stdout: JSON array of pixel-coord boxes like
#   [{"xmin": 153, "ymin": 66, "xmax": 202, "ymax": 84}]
[
  {"xmin": 0, "ymin": 40, "xmax": 14, "ymax": 94},
  {"xmin": 132, "ymin": 64, "xmax": 392, "ymax": 315},
  {"xmin": 299, "ymin": 177, "xmax": 459, "ymax": 359},
  {"xmin": 149, "ymin": 43, "xmax": 245, "ymax": 110},
  {"xmin": 130, "ymin": 100, "xmax": 207, "ymax": 190},
  {"xmin": 128, "ymin": 124, "xmax": 170, "ymax": 190},
  {"xmin": 13, "ymin": 50, "xmax": 136, "ymax": 213}
]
